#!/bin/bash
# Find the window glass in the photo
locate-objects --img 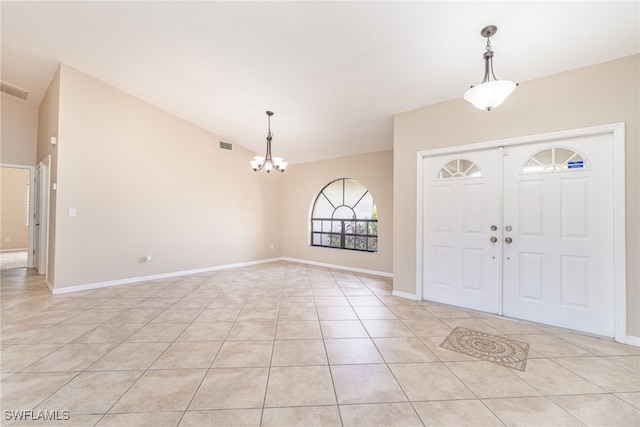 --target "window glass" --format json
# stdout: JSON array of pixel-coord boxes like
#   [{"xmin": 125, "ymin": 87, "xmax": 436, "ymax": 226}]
[
  {"xmin": 522, "ymin": 147, "xmax": 587, "ymax": 174},
  {"xmin": 311, "ymin": 178, "xmax": 378, "ymax": 253},
  {"xmin": 438, "ymin": 159, "xmax": 482, "ymax": 179}
]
